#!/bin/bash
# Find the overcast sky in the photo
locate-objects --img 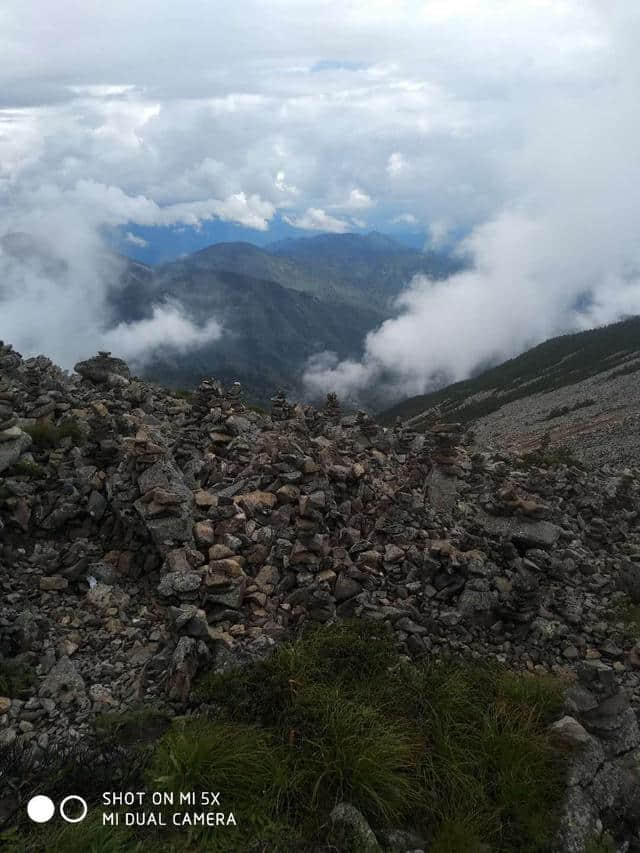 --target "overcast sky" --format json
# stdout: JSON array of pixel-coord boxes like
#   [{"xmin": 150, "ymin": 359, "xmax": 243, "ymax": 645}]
[
  {"xmin": 1, "ymin": 0, "xmax": 619, "ymax": 240},
  {"xmin": 1, "ymin": 1, "xmax": 639, "ymax": 395}
]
